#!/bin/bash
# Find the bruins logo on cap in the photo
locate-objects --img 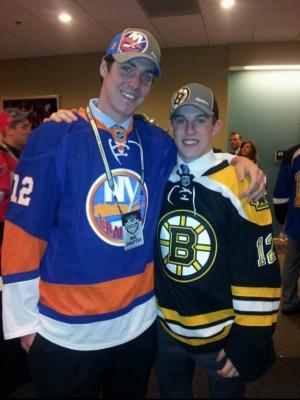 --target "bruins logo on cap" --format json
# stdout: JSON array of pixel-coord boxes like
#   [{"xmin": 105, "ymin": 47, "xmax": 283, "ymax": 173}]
[{"xmin": 172, "ymin": 87, "xmax": 190, "ymax": 107}]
